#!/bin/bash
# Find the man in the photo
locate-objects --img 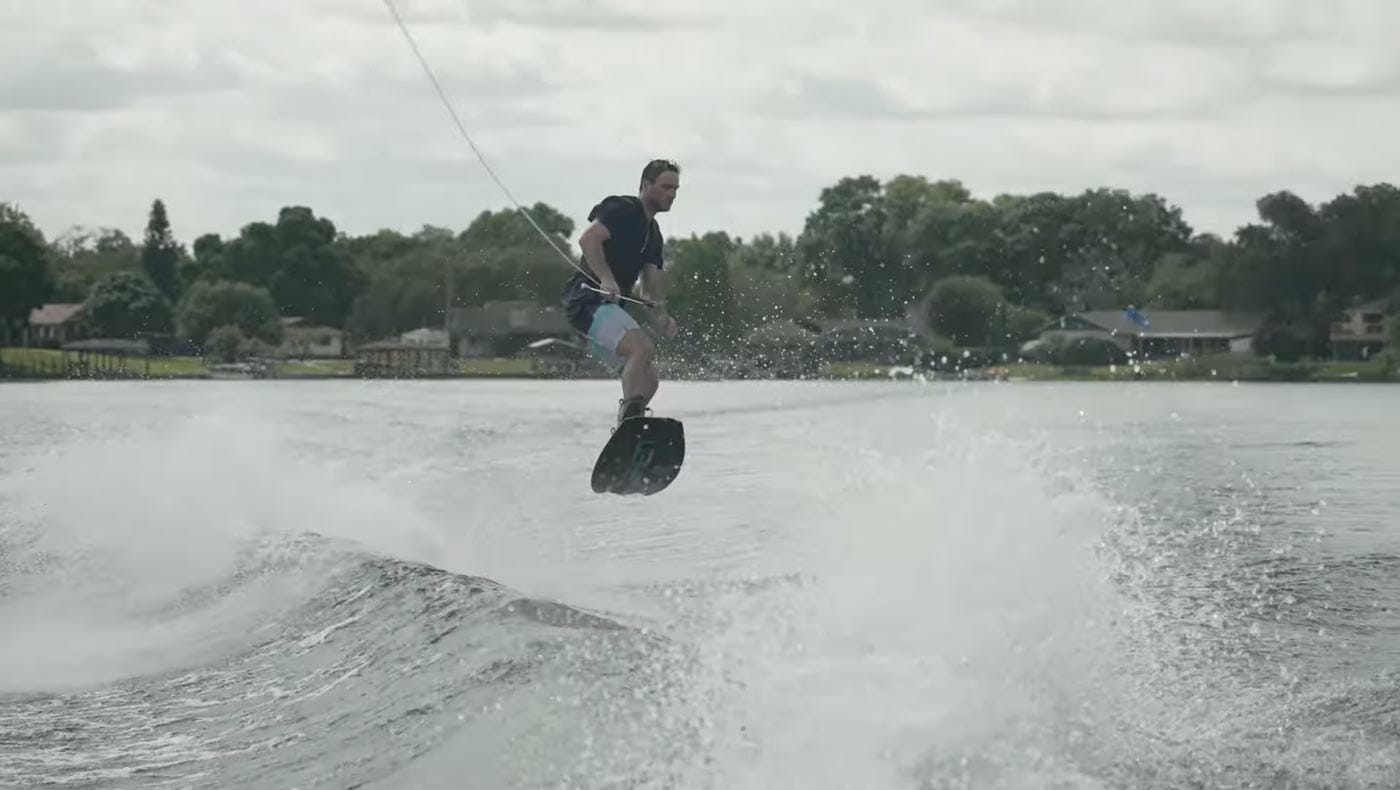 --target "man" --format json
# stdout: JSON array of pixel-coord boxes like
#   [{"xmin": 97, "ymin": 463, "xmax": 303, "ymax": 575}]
[{"xmin": 562, "ymin": 159, "xmax": 681, "ymax": 424}]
